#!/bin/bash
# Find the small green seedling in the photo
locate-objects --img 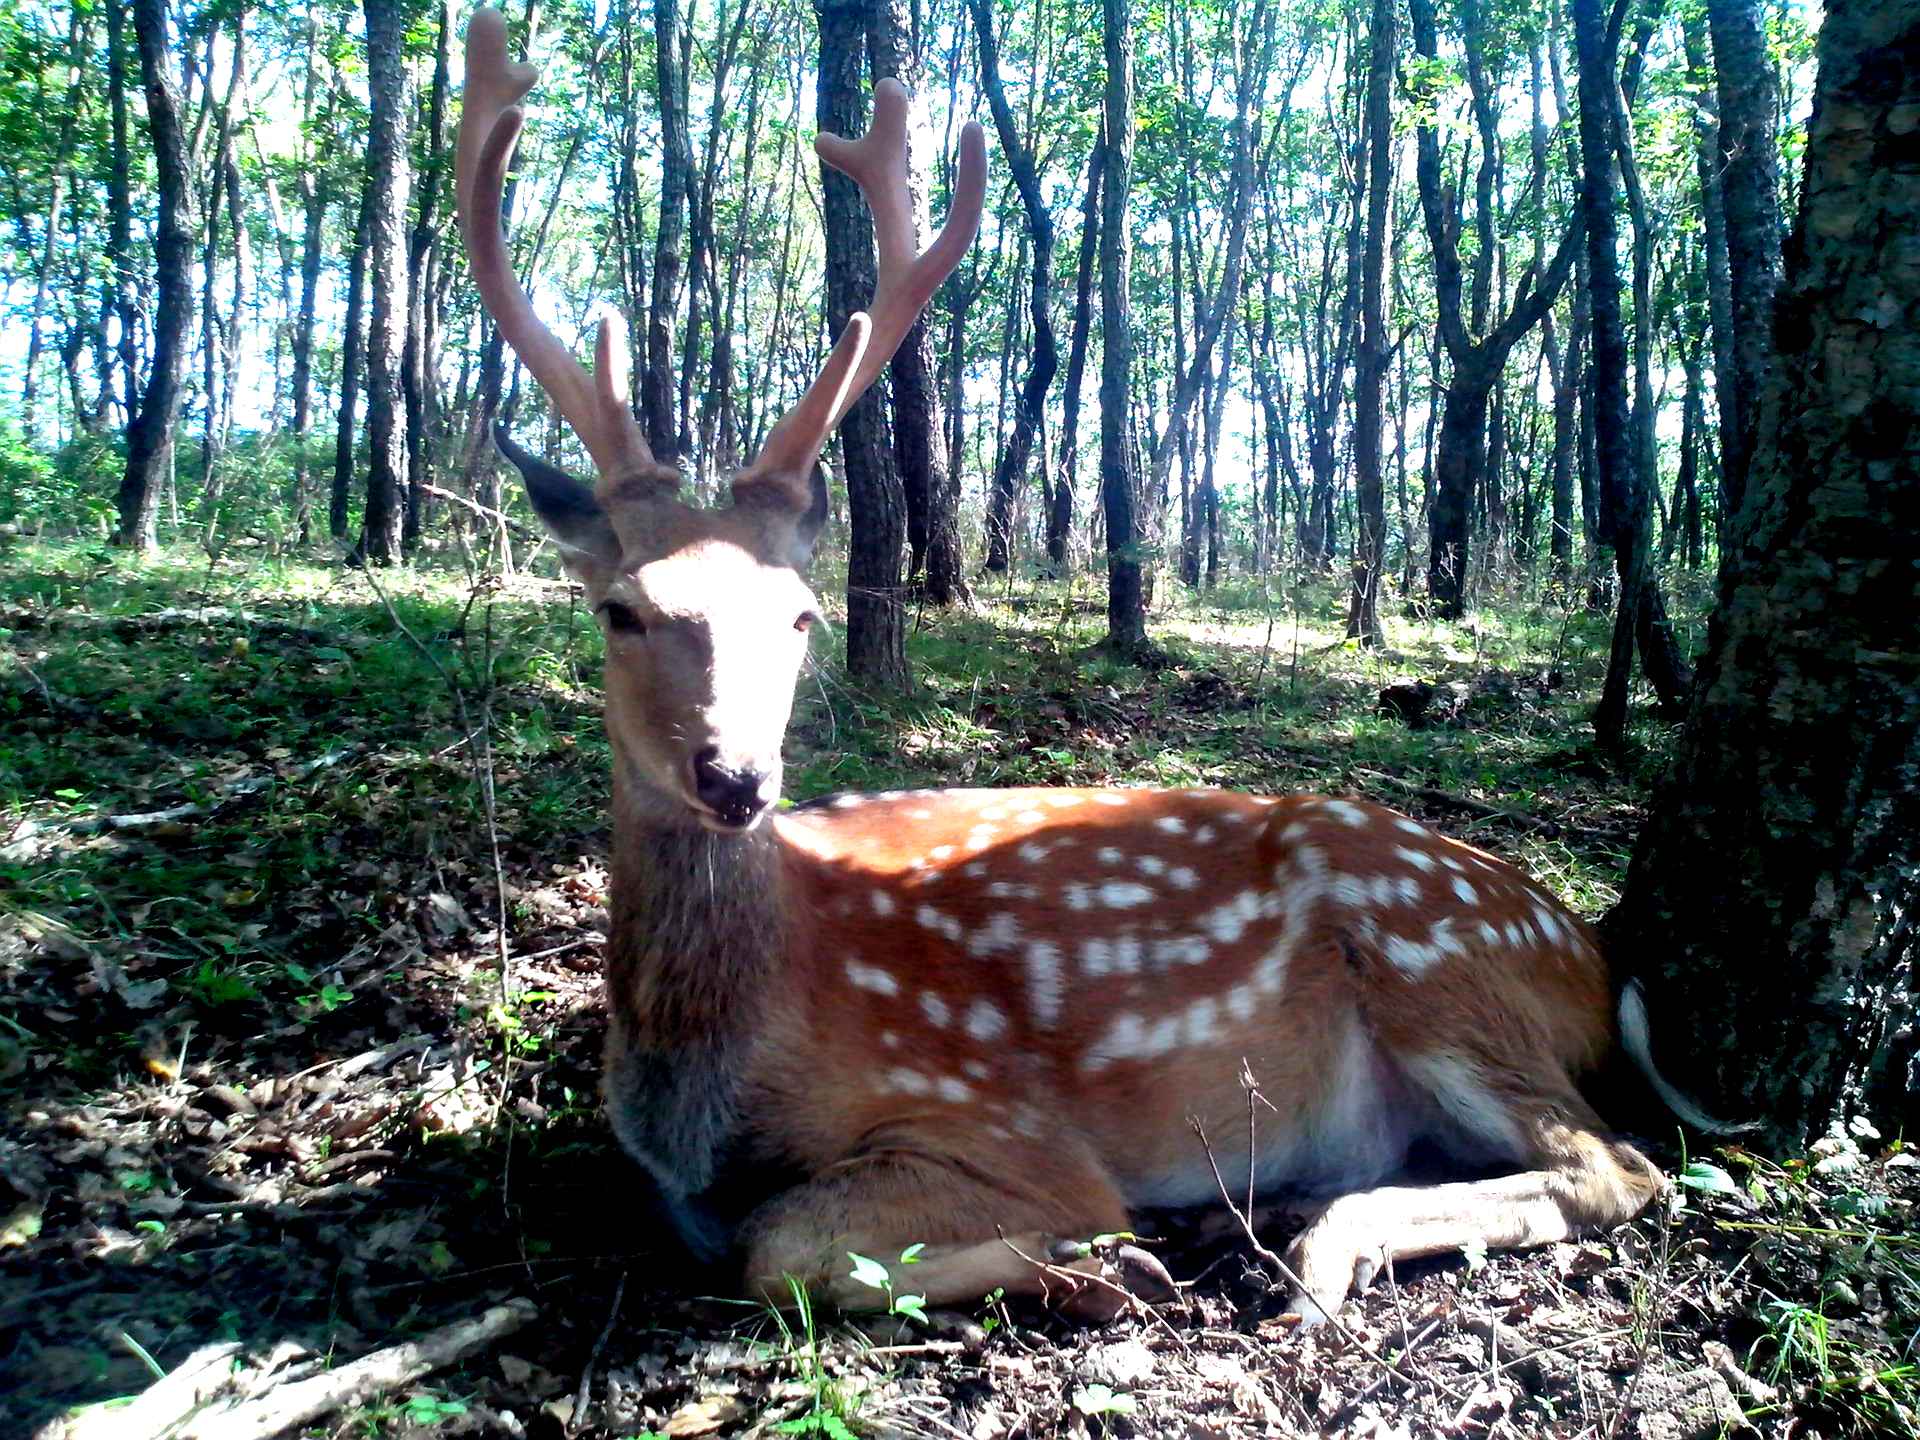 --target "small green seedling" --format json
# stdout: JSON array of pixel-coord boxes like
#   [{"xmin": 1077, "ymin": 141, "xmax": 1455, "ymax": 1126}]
[
  {"xmin": 1071, "ymin": 1383, "xmax": 1136, "ymax": 1420},
  {"xmin": 846, "ymin": 1244, "xmax": 927, "ymax": 1325}
]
